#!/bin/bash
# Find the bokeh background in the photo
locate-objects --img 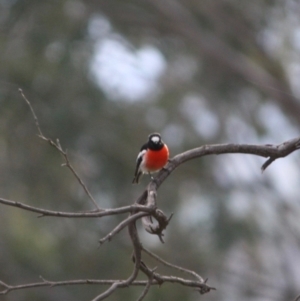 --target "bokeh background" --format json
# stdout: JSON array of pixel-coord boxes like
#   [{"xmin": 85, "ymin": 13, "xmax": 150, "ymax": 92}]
[{"xmin": 1, "ymin": 0, "xmax": 300, "ymax": 300}]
